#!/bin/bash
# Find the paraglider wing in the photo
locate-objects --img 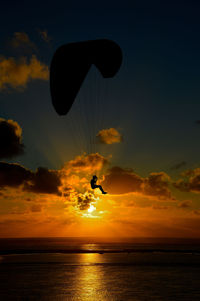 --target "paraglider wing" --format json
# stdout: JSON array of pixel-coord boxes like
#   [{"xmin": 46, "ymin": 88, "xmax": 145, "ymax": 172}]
[{"xmin": 50, "ymin": 39, "xmax": 122, "ymax": 115}]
